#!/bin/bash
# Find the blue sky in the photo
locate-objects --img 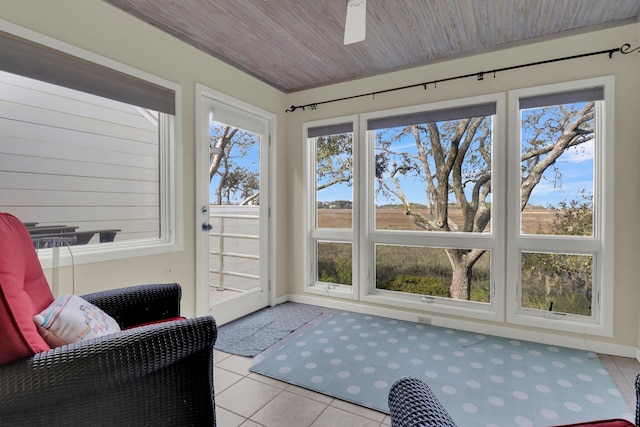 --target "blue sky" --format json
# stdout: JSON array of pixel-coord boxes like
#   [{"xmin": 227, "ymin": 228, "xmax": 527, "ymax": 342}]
[
  {"xmin": 209, "ymin": 122, "xmax": 261, "ymax": 204},
  {"xmin": 527, "ymin": 141, "xmax": 594, "ymax": 207},
  {"xmin": 316, "ymin": 122, "xmax": 594, "ymax": 209},
  {"xmin": 216, "ymin": 108, "xmax": 595, "ymax": 208}
]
